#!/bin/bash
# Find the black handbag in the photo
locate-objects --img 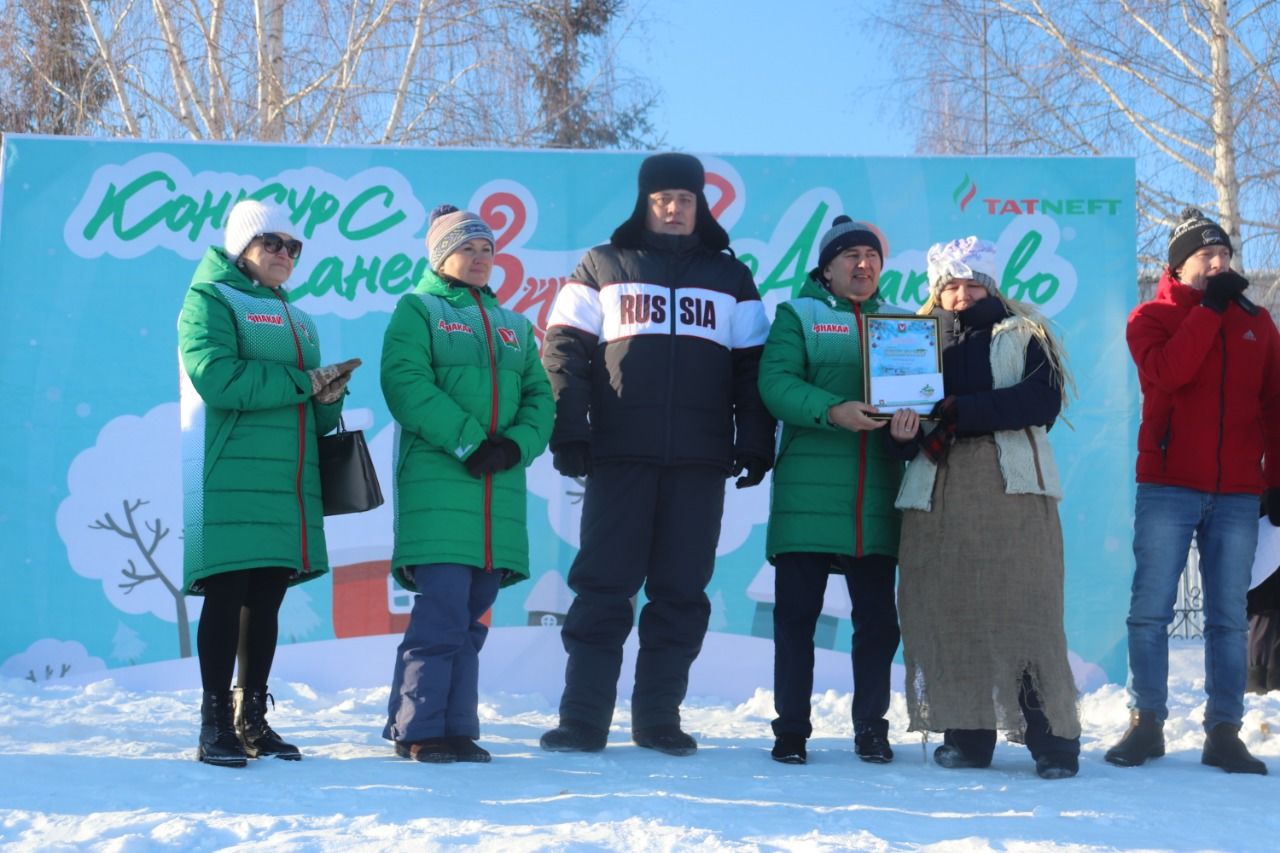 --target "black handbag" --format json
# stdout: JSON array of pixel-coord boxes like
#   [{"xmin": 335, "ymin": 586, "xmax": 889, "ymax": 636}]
[{"xmin": 318, "ymin": 417, "xmax": 384, "ymax": 515}]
